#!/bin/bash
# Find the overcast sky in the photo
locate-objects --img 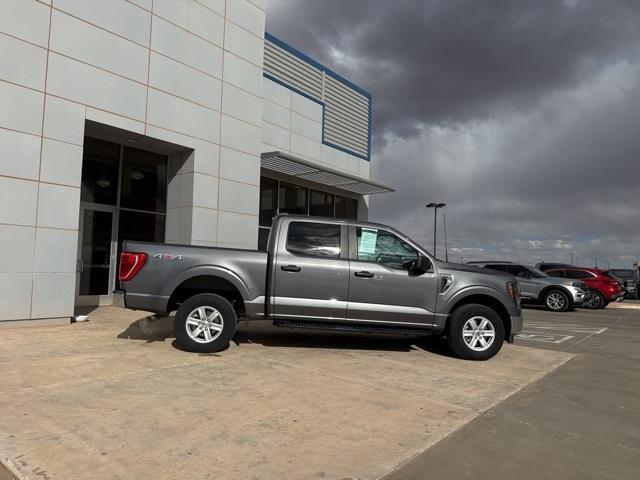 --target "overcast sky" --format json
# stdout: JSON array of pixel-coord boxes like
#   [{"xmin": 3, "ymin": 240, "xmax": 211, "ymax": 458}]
[{"xmin": 266, "ymin": 0, "xmax": 640, "ymax": 268}]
